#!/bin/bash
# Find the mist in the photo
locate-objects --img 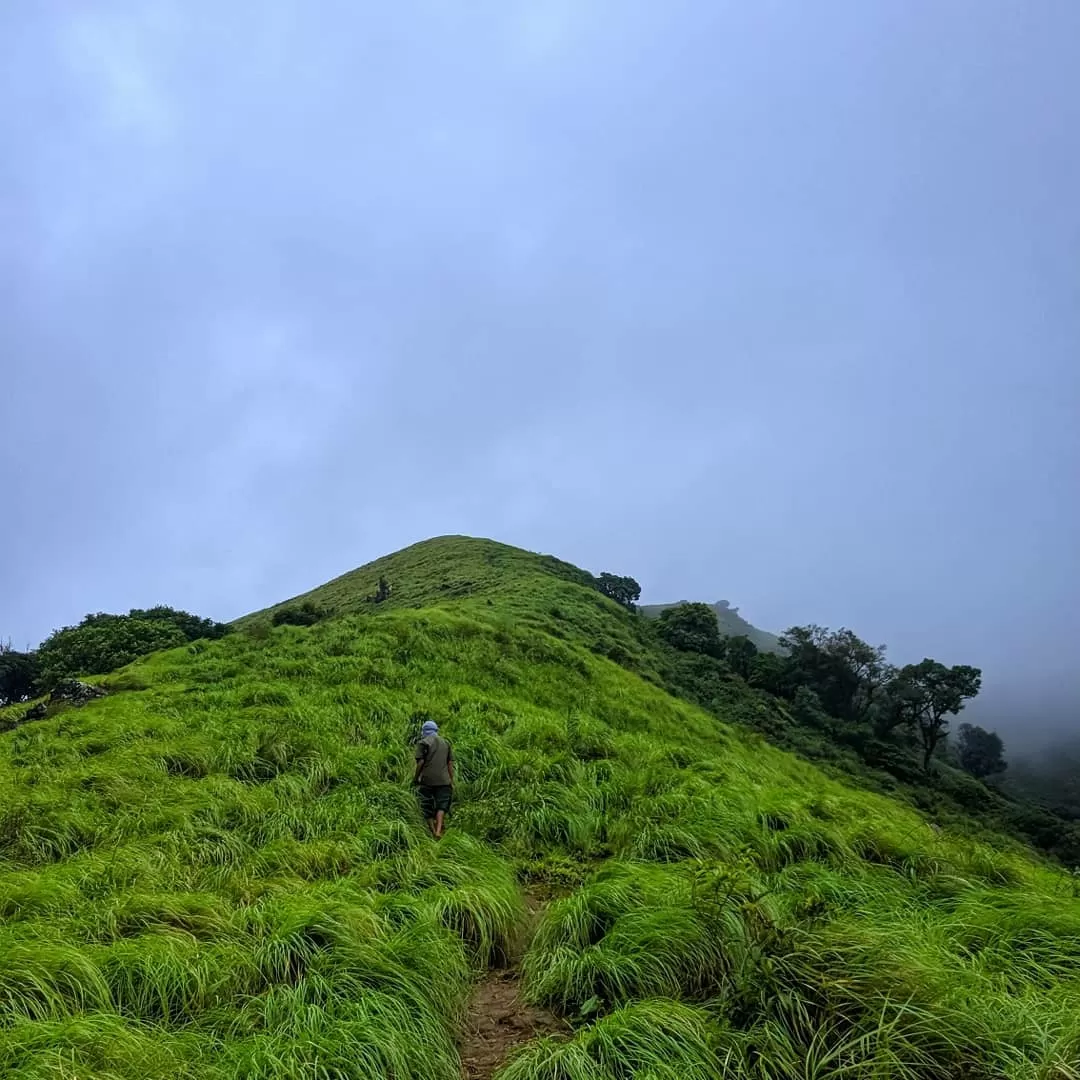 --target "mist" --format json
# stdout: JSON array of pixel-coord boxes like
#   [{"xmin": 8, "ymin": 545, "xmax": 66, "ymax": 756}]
[{"xmin": 2, "ymin": 2, "xmax": 1078, "ymax": 758}]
